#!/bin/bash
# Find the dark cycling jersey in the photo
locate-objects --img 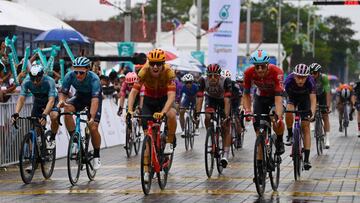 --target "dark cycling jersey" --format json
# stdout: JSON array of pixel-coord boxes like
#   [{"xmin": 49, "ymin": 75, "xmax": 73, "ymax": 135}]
[
  {"xmin": 197, "ymin": 76, "xmax": 232, "ymax": 99},
  {"xmin": 20, "ymin": 75, "xmax": 57, "ymax": 102},
  {"xmin": 231, "ymin": 81, "xmax": 242, "ymax": 106},
  {"xmin": 284, "ymin": 73, "xmax": 316, "ymax": 96},
  {"xmin": 180, "ymin": 83, "xmax": 198, "ymax": 108},
  {"xmin": 60, "ymin": 71, "xmax": 101, "ymax": 97}
]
